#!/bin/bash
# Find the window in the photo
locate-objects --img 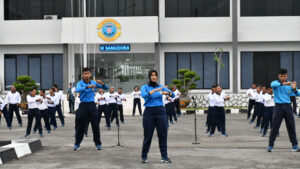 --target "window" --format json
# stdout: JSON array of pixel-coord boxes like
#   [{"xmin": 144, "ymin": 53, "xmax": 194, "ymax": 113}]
[
  {"xmin": 4, "ymin": 0, "xmax": 71, "ymax": 20},
  {"xmin": 241, "ymin": 52, "xmax": 300, "ymax": 89},
  {"xmin": 241, "ymin": 0, "xmax": 300, "ymax": 16},
  {"xmin": 83, "ymin": 53, "xmax": 155, "ymax": 93},
  {"xmin": 4, "ymin": 54, "xmax": 63, "ymax": 90},
  {"xmin": 165, "ymin": 52, "xmax": 230, "ymax": 89},
  {"xmin": 166, "ymin": 0, "xmax": 230, "ymax": 17},
  {"xmin": 87, "ymin": 0, "xmax": 158, "ymax": 17}
]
